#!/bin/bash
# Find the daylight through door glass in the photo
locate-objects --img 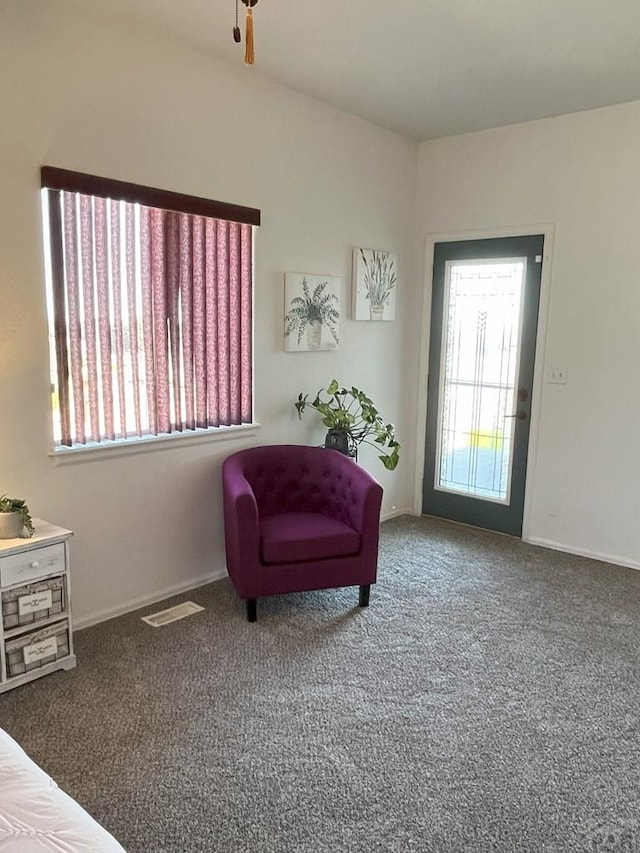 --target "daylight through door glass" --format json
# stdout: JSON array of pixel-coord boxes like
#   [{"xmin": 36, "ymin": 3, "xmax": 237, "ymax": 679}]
[{"xmin": 435, "ymin": 258, "xmax": 526, "ymax": 503}]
